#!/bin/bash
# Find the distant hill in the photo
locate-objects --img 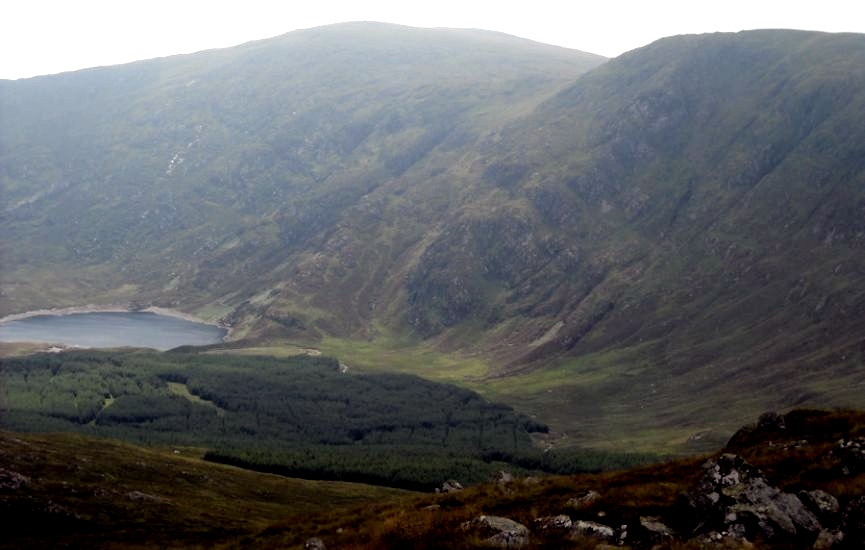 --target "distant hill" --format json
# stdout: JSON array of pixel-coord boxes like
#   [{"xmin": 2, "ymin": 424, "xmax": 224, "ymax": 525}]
[{"xmin": 4, "ymin": 23, "xmax": 865, "ymax": 450}]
